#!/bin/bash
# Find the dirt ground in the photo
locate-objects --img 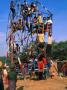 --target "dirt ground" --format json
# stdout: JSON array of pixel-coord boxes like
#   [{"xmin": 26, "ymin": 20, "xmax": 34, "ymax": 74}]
[{"xmin": 16, "ymin": 77, "xmax": 67, "ymax": 90}]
